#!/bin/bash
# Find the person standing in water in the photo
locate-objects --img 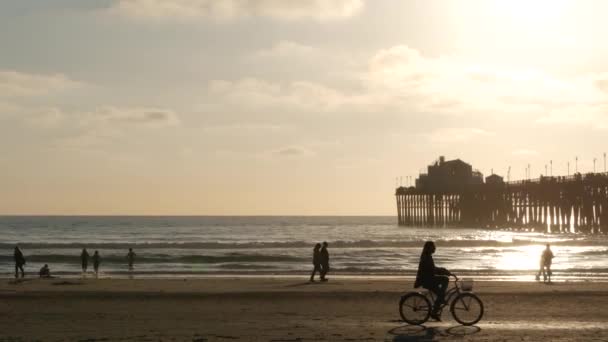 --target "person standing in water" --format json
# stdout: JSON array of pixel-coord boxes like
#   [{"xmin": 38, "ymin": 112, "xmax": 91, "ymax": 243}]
[
  {"xmin": 541, "ymin": 244, "xmax": 554, "ymax": 283},
  {"xmin": 80, "ymin": 248, "xmax": 90, "ymax": 273},
  {"xmin": 13, "ymin": 246, "xmax": 26, "ymax": 279},
  {"xmin": 127, "ymin": 248, "xmax": 136, "ymax": 270},
  {"xmin": 319, "ymin": 242, "xmax": 330, "ymax": 282},
  {"xmin": 309, "ymin": 243, "xmax": 322, "ymax": 282},
  {"xmin": 92, "ymin": 250, "xmax": 101, "ymax": 276}
]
